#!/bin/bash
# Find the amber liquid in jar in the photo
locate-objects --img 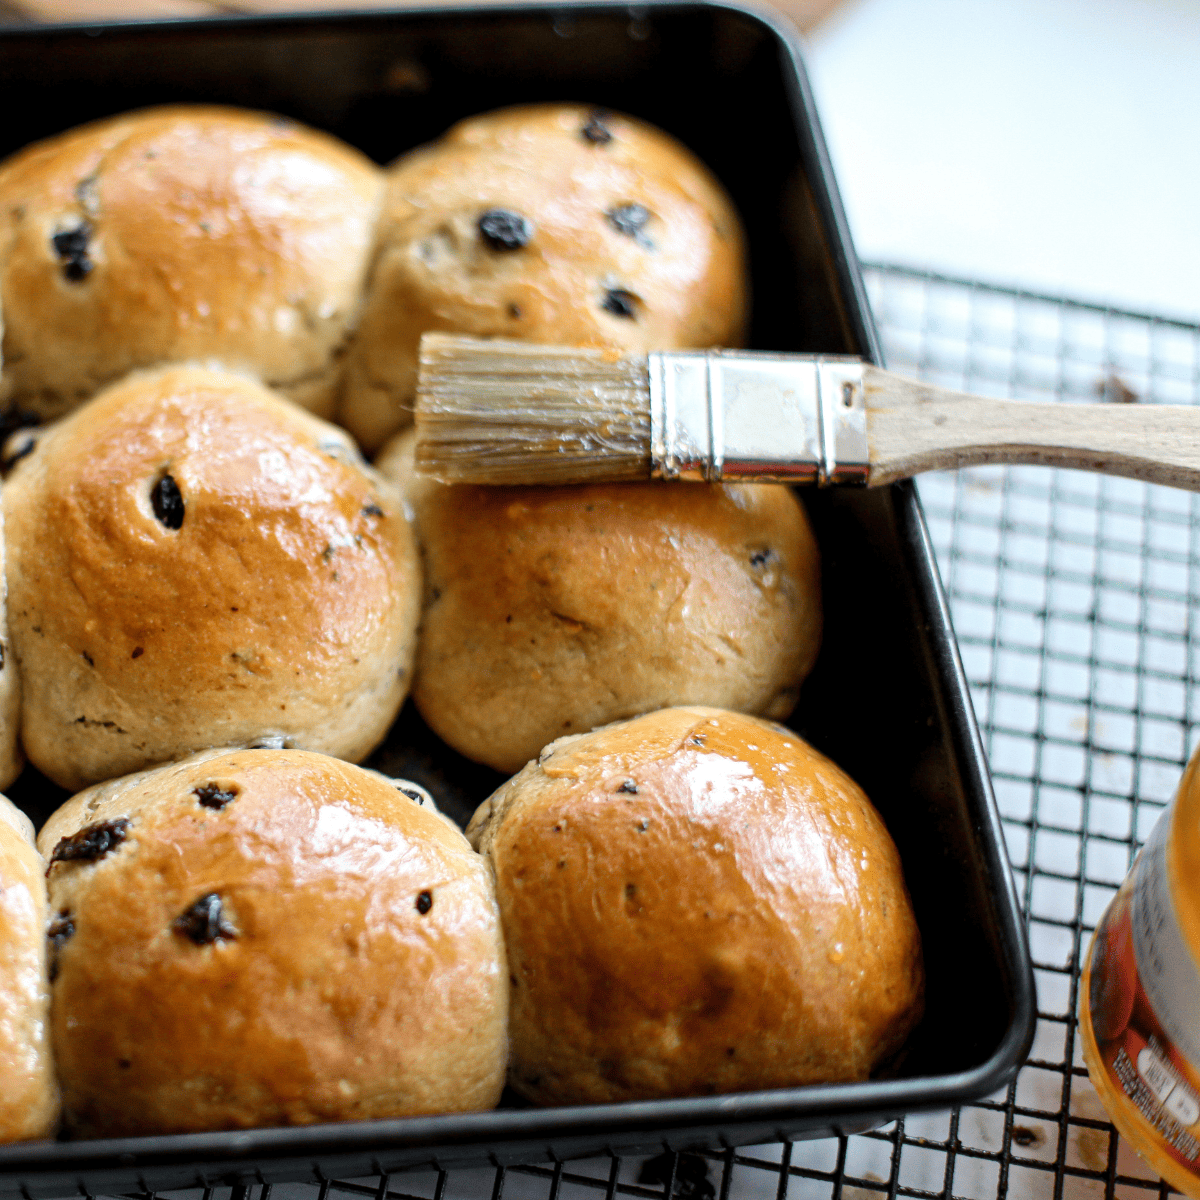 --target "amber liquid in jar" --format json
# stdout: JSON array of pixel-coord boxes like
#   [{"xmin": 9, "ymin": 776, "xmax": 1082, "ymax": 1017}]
[{"xmin": 1080, "ymin": 747, "xmax": 1200, "ymax": 1197}]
